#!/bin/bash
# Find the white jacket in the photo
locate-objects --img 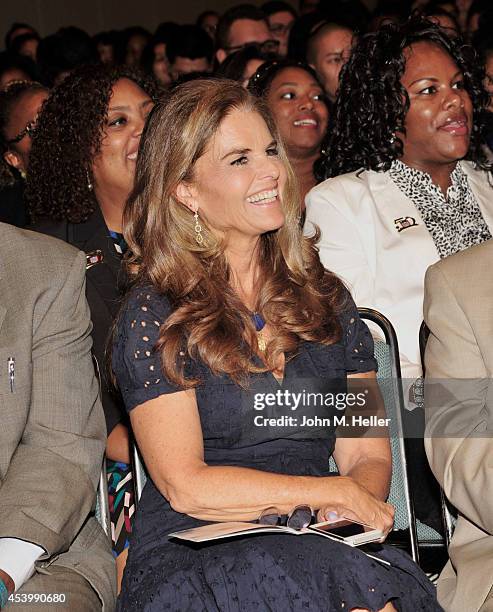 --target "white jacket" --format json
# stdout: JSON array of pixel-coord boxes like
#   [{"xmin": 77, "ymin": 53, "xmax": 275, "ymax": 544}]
[{"xmin": 304, "ymin": 162, "xmax": 493, "ymax": 378}]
